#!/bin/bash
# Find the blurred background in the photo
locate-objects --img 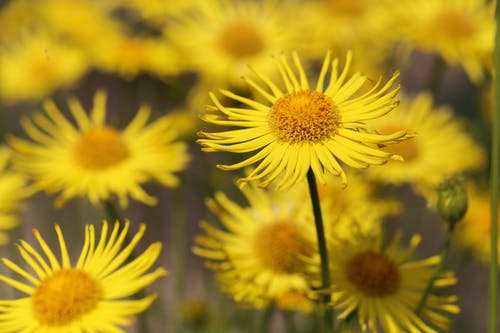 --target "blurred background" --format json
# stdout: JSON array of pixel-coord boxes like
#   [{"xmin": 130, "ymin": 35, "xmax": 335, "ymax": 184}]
[{"xmin": 0, "ymin": 0, "xmax": 498, "ymax": 332}]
